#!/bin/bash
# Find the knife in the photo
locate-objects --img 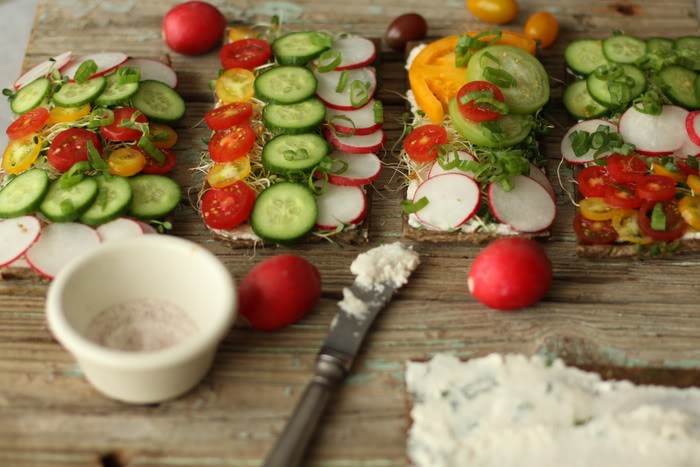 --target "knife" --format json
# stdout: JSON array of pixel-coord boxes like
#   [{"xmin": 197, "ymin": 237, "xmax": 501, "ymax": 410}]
[{"xmin": 262, "ymin": 242, "xmax": 420, "ymax": 467}]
